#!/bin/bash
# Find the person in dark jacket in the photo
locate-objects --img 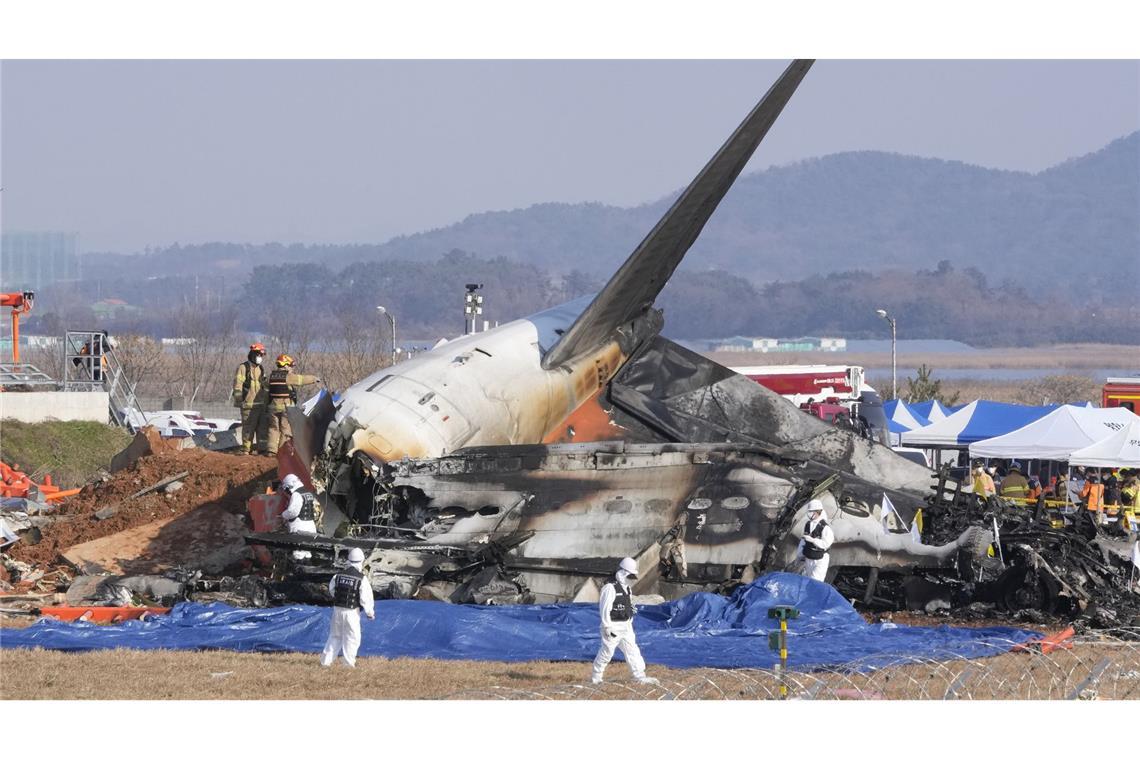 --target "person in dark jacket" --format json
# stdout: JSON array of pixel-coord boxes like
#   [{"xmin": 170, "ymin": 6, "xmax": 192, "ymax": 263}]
[
  {"xmin": 320, "ymin": 547, "xmax": 374, "ymax": 668},
  {"xmin": 999, "ymin": 461, "xmax": 1030, "ymax": 500},
  {"xmin": 591, "ymin": 557, "xmax": 658, "ymax": 685}
]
